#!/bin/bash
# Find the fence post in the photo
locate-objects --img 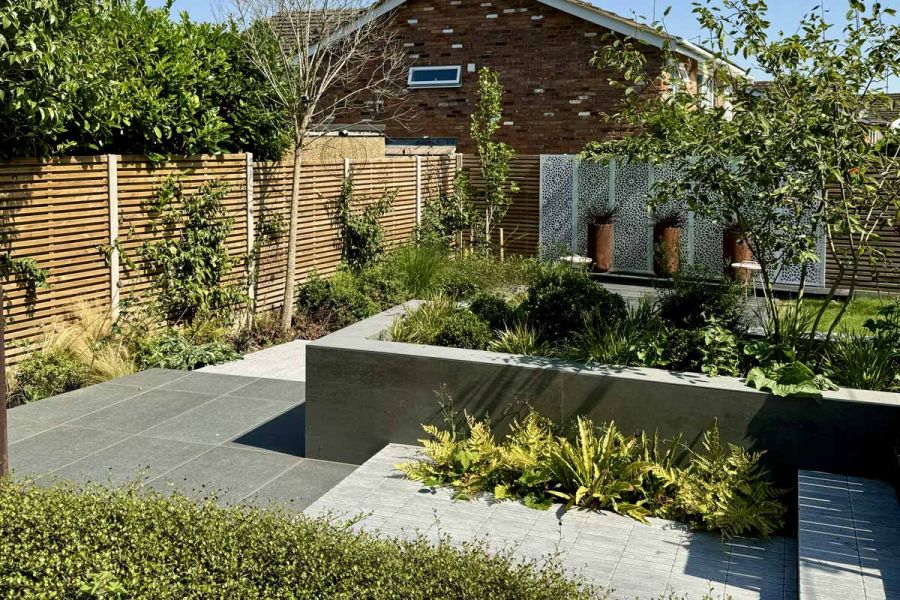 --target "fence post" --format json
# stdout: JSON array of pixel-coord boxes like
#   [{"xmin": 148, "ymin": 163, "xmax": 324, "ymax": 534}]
[
  {"xmin": 343, "ymin": 157, "xmax": 351, "ymax": 180},
  {"xmin": 499, "ymin": 227, "xmax": 505, "ymax": 261},
  {"xmin": 245, "ymin": 152, "xmax": 255, "ymax": 303},
  {"xmin": 107, "ymin": 154, "xmax": 120, "ymax": 321},
  {"xmin": 455, "ymin": 153, "xmax": 463, "ymax": 174},
  {"xmin": 415, "ymin": 156, "xmax": 422, "ymax": 228}
]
